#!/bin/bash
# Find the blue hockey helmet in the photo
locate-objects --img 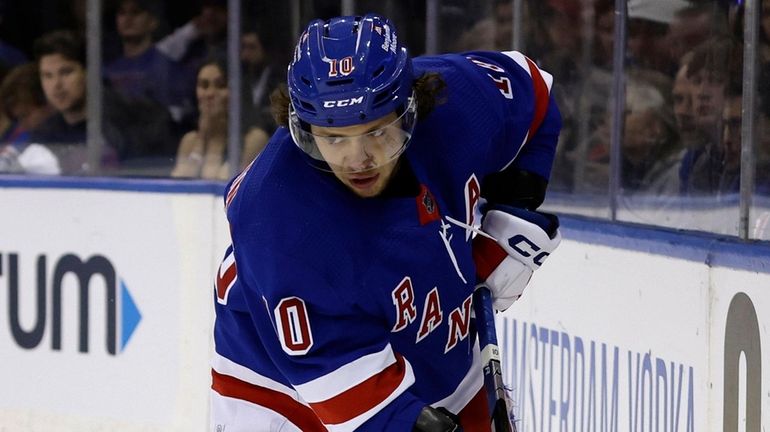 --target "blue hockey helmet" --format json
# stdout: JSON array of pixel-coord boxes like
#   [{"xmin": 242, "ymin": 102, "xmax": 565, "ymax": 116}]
[{"xmin": 287, "ymin": 14, "xmax": 417, "ymax": 173}]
